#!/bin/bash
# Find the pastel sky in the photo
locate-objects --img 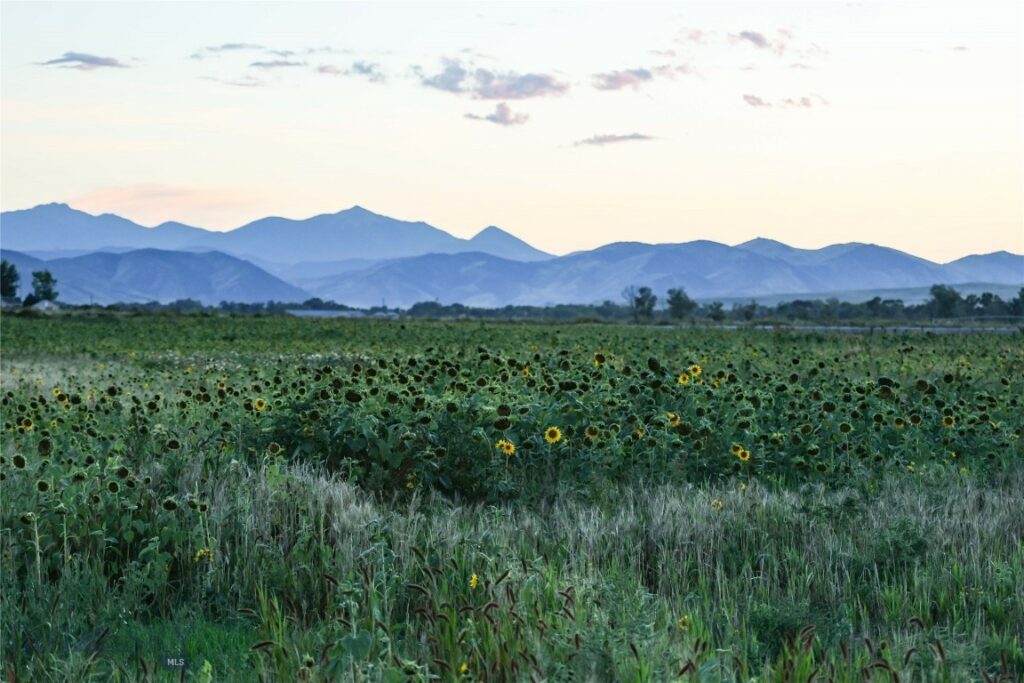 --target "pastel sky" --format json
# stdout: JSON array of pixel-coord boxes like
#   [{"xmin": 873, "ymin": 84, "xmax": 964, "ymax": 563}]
[{"xmin": 2, "ymin": 1, "xmax": 1021, "ymax": 262}]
